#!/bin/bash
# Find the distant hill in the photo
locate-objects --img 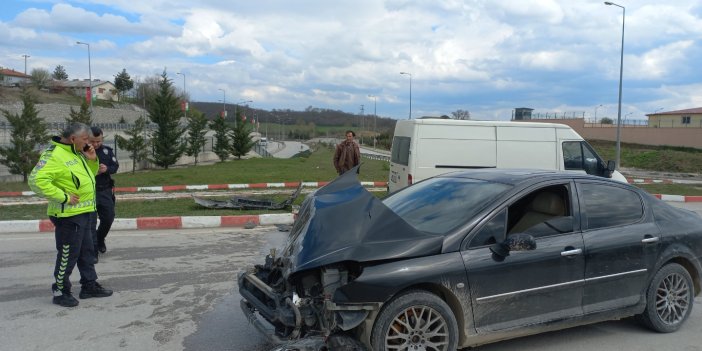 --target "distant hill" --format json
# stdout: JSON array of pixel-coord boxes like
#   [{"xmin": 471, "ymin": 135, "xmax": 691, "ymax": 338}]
[{"xmin": 190, "ymin": 101, "xmax": 397, "ymax": 134}]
